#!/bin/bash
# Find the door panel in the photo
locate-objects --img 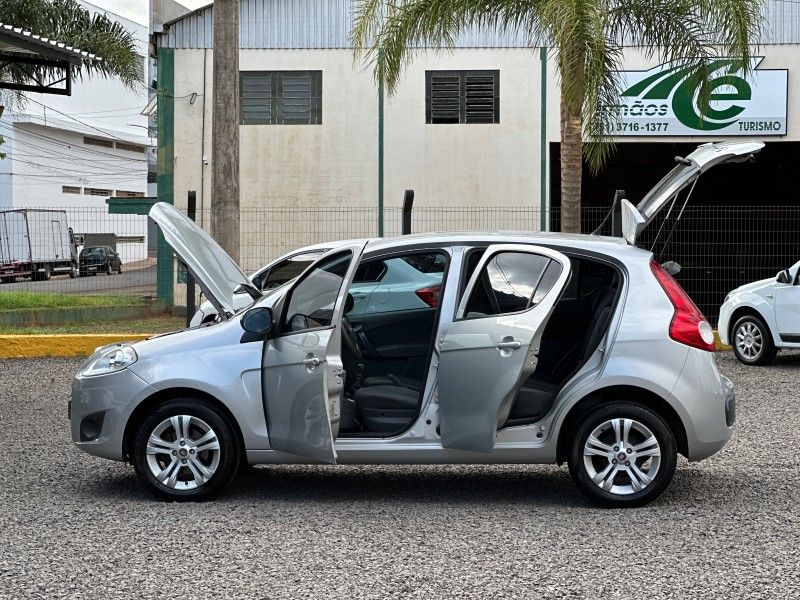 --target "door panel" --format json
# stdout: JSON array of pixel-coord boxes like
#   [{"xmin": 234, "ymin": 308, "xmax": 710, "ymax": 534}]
[
  {"xmin": 438, "ymin": 245, "xmax": 571, "ymax": 452},
  {"xmin": 262, "ymin": 243, "xmax": 366, "ymax": 463},
  {"xmin": 775, "ymin": 283, "xmax": 800, "ymax": 336}
]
